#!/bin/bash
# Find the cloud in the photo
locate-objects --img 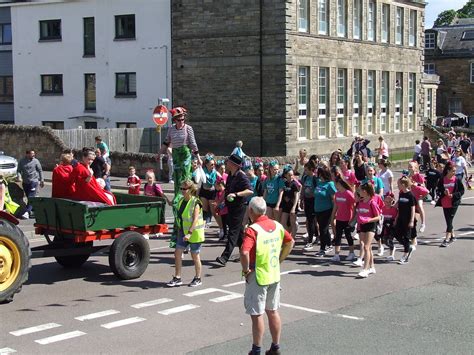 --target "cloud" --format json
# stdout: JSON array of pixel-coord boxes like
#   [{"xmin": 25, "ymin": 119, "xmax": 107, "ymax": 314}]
[{"xmin": 425, "ymin": 0, "xmax": 468, "ymax": 28}]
